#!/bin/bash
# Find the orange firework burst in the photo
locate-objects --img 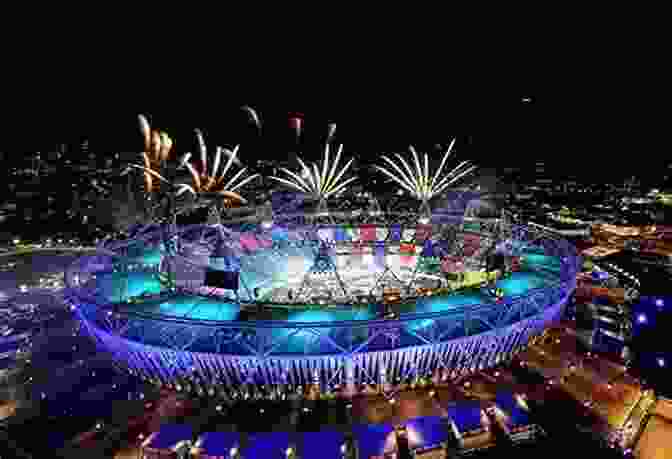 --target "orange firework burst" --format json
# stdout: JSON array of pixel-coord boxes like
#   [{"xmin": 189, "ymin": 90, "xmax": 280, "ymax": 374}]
[
  {"xmin": 175, "ymin": 129, "xmax": 259, "ymax": 204},
  {"xmin": 136, "ymin": 114, "xmax": 173, "ymax": 193}
]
